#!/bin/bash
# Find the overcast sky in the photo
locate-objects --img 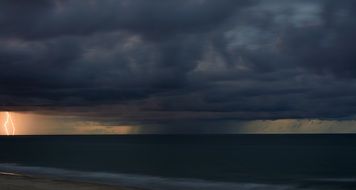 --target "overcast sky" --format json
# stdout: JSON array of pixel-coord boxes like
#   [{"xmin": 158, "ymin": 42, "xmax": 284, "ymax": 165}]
[{"xmin": 1, "ymin": 0, "xmax": 356, "ymax": 134}]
